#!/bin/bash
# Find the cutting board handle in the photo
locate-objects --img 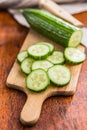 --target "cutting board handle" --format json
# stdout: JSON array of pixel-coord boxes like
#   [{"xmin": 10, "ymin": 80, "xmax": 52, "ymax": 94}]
[
  {"xmin": 39, "ymin": 0, "xmax": 83, "ymax": 27},
  {"xmin": 20, "ymin": 94, "xmax": 44, "ymax": 125}
]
